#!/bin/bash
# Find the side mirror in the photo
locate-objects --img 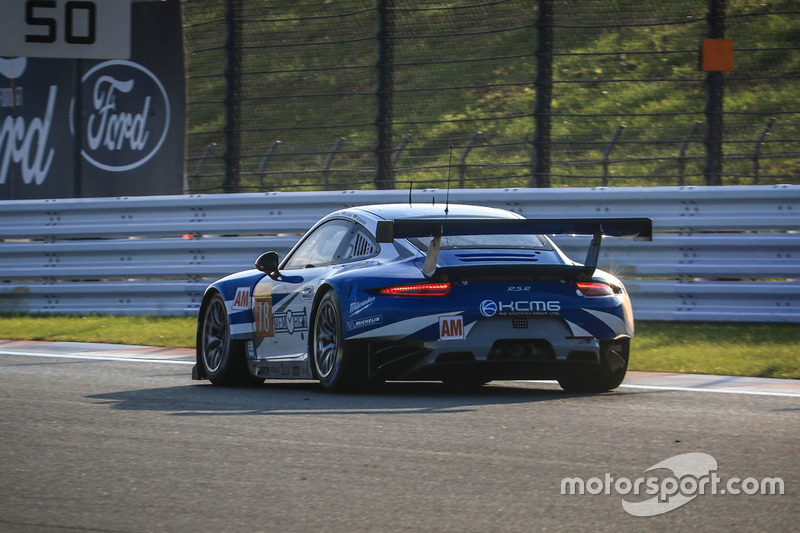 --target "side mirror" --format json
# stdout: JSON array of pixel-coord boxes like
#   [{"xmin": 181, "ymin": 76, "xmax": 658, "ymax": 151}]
[{"xmin": 255, "ymin": 251, "xmax": 280, "ymax": 274}]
